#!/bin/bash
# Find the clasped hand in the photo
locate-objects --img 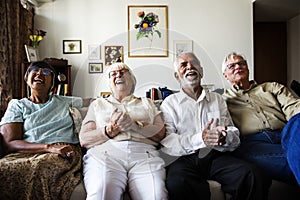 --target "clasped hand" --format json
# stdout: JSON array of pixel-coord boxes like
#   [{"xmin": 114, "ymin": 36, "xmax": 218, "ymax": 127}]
[
  {"xmin": 106, "ymin": 109, "xmax": 135, "ymax": 138},
  {"xmin": 202, "ymin": 118, "xmax": 227, "ymax": 147}
]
